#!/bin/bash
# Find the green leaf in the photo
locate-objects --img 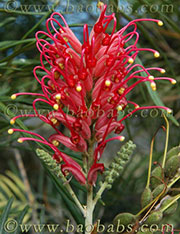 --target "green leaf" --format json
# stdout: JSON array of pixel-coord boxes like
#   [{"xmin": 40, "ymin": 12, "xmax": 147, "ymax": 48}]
[
  {"xmin": 13, "ymin": 206, "xmax": 29, "ymax": 234},
  {"xmin": 0, "ymin": 174, "xmax": 26, "ymax": 202},
  {"xmin": 0, "ymin": 41, "xmax": 36, "ymax": 63},
  {"xmin": 0, "ymin": 39, "xmax": 36, "ymax": 51},
  {"xmin": 0, "ymin": 17, "xmax": 16, "ymax": 27},
  {"xmin": 162, "ymin": 14, "xmax": 180, "ymax": 33},
  {"xmin": 0, "ymin": 197, "xmax": 14, "ymax": 234}
]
